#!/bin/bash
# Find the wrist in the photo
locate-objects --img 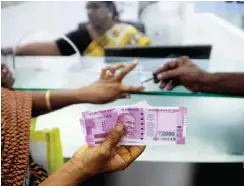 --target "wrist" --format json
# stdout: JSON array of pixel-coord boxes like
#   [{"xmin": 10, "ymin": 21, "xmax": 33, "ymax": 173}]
[
  {"xmin": 41, "ymin": 159, "xmax": 89, "ymax": 186},
  {"xmin": 70, "ymin": 155, "xmax": 95, "ymax": 177},
  {"xmin": 74, "ymin": 87, "xmax": 94, "ymax": 104},
  {"xmin": 199, "ymin": 72, "xmax": 217, "ymax": 92},
  {"xmin": 69, "ymin": 158, "xmax": 90, "ymax": 178}
]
